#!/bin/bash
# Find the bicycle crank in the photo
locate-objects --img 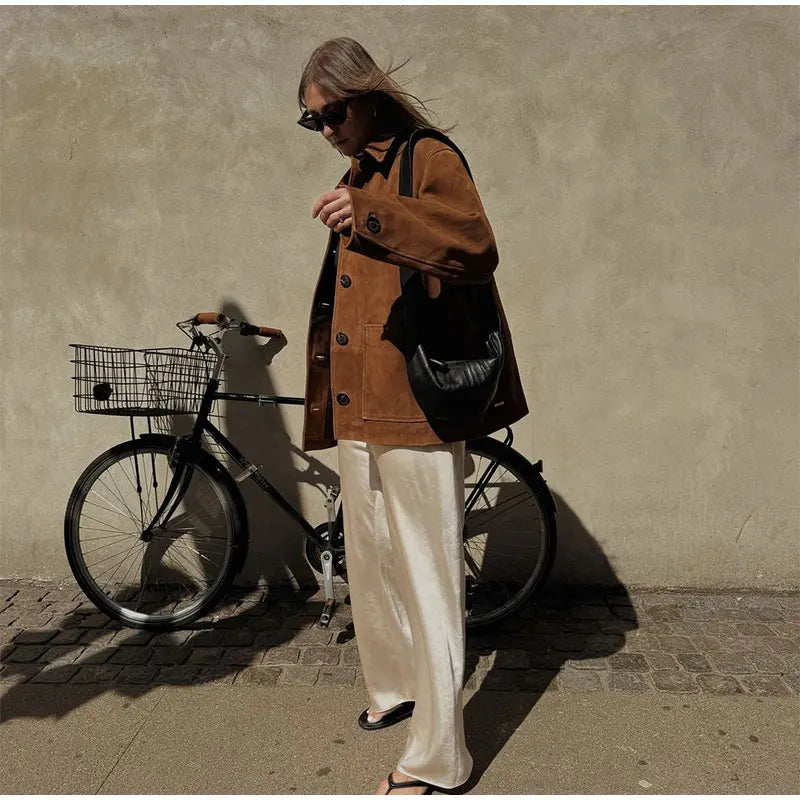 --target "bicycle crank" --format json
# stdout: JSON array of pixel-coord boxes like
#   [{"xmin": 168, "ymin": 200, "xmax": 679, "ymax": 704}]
[
  {"xmin": 304, "ymin": 523, "xmax": 348, "ymax": 577},
  {"xmin": 314, "ymin": 485, "xmax": 347, "ymax": 628}
]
